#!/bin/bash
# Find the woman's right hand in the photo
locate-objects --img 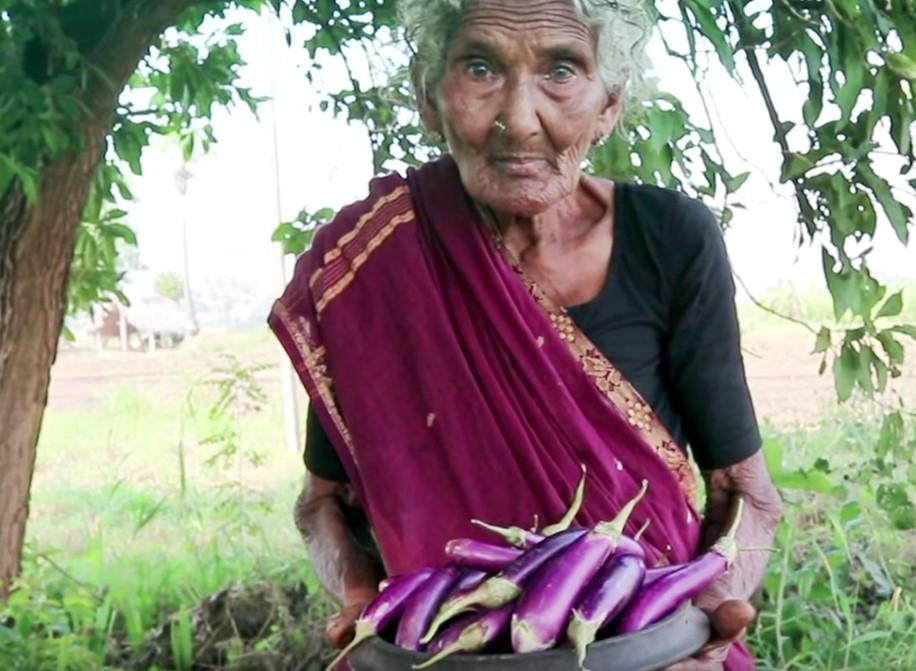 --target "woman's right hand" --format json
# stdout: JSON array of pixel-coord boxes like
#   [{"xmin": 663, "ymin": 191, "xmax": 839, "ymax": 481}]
[{"xmin": 325, "ymin": 595, "xmax": 376, "ymax": 648}]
